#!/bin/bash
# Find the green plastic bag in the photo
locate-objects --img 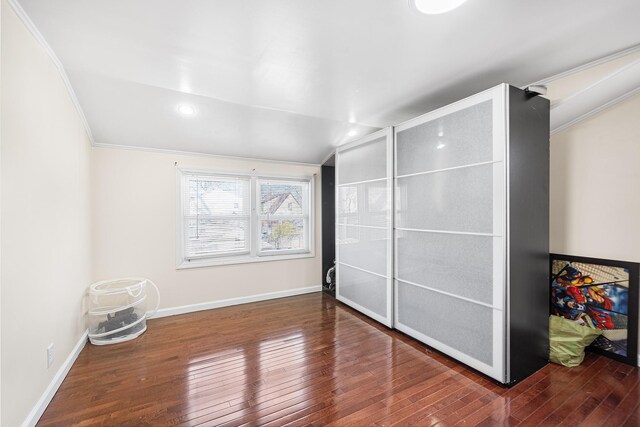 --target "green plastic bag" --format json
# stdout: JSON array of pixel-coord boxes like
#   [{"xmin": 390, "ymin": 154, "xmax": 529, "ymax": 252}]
[{"xmin": 549, "ymin": 315, "xmax": 602, "ymax": 367}]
